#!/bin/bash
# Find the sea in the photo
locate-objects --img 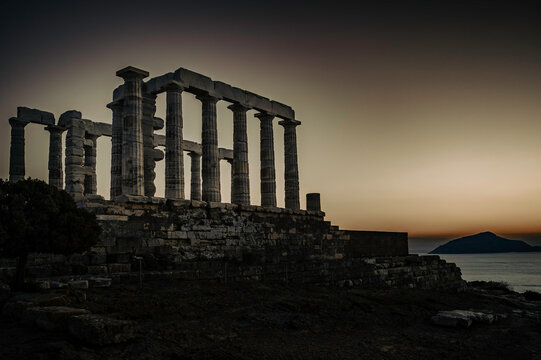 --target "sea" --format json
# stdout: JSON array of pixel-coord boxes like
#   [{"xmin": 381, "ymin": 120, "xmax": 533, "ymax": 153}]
[{"xmin": 411, "ymin": 250, "xmax": 541, "ymax": 294}]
